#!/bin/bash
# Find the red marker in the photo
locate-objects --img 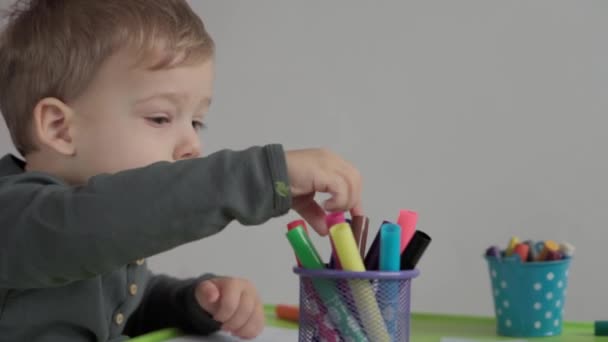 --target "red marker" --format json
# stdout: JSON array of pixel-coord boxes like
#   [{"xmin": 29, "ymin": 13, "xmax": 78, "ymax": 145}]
[
  {"xmin": 513, "ymin": 243, "xmax": 530, "ymax": 263},
  {"xmin": 397, "ymin": 210, "xmax": 418, "ymax": 252}
]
